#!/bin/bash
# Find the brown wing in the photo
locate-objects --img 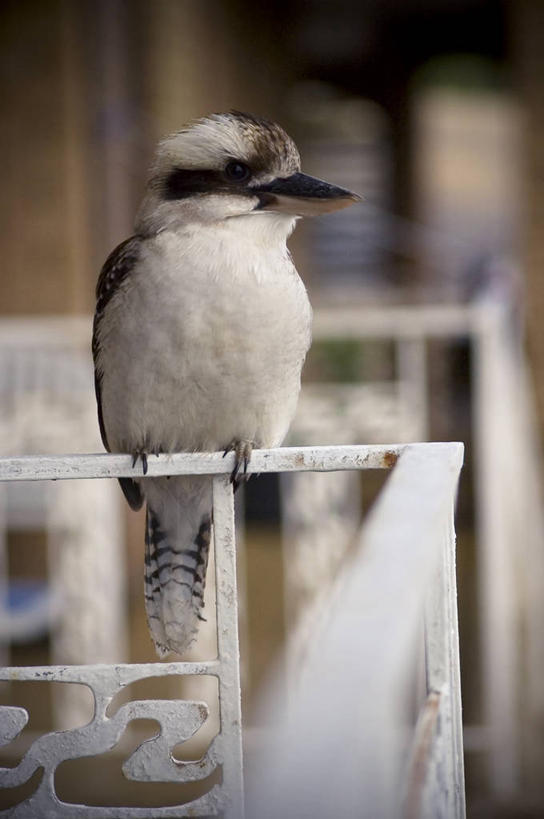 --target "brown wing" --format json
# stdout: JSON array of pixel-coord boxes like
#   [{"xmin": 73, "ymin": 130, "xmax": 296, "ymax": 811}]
[{"xmin": 93, "ymin": 235, "xmax": 144, "ymax": 511}]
